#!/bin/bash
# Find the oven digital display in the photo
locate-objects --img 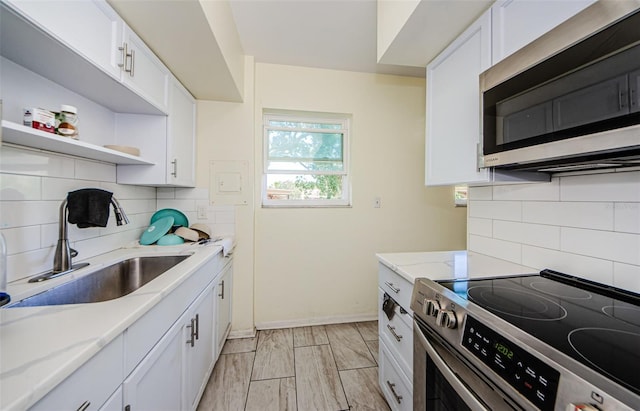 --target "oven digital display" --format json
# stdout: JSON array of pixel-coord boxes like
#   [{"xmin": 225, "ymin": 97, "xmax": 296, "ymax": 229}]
[
  {"xmin": 463, "ymin": 316, "xmax": 560, "ymax": 411},
  {"xmin": 494, "ymin": 342, "xmax": 514, "ymax": 360}
]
